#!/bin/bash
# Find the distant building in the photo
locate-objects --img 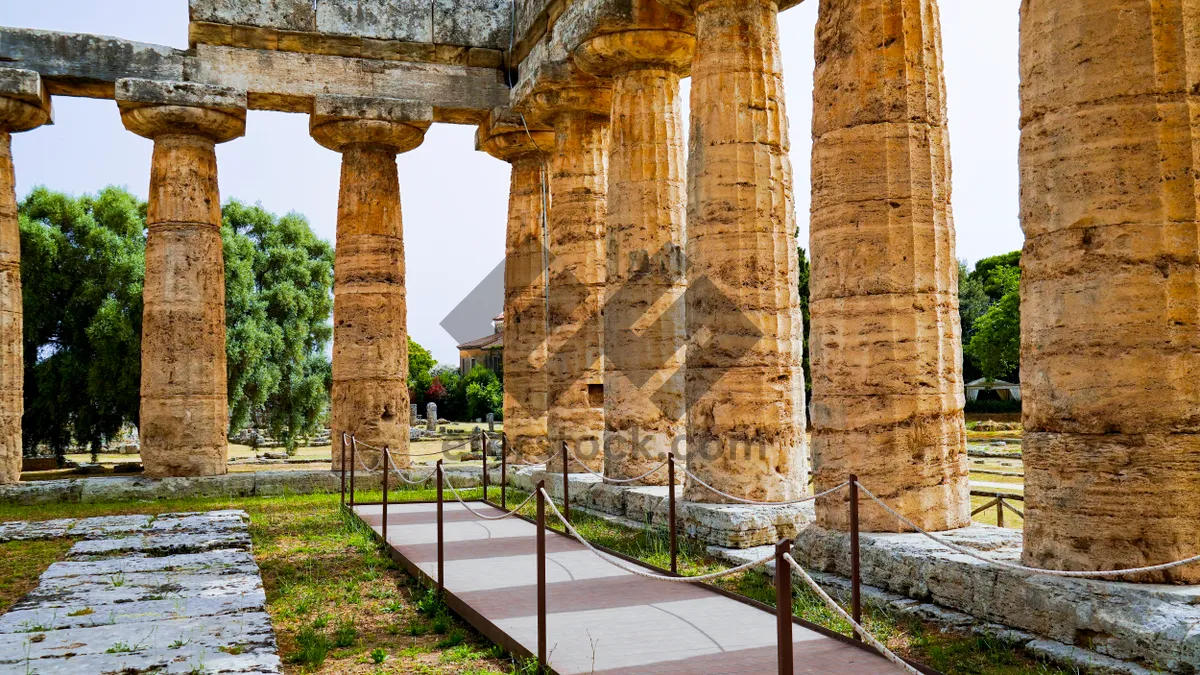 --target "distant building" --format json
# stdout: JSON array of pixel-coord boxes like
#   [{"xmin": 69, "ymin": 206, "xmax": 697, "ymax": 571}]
[
  {"xmin": 457, "ymin": 313, "xmax": 504, "ymax": 376},
  {"xmin": 964, "ymin": 377, "xmax": 1021, "ymax": 402}
]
